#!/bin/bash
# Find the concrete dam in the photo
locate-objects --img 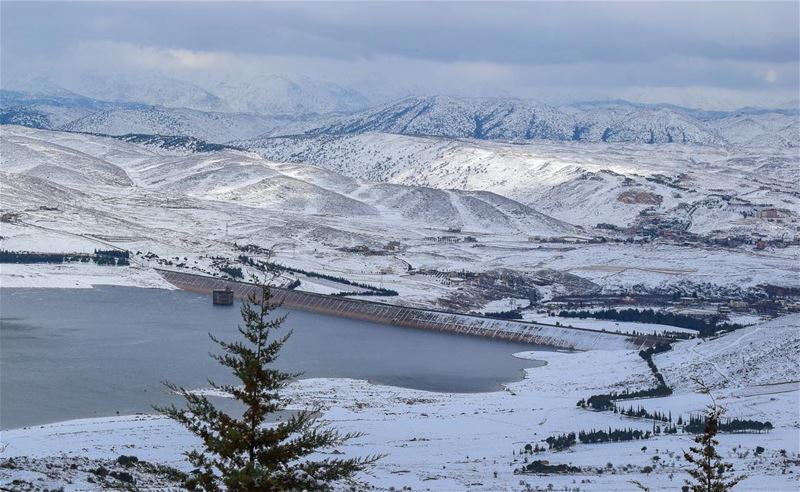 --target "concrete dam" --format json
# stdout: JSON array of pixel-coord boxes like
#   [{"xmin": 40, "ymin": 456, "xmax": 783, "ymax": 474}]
[{"xmin": 157, "ymin": 269, "xmax": 667, "ymax": 351}]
